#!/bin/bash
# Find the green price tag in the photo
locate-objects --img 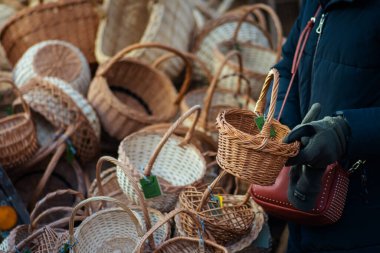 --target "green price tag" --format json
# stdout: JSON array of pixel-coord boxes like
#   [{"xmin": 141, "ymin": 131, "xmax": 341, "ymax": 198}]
[
  {"xmin": 140, "ymin": 175, "xmax": 162, "ymax": 199},
  {"xmin": 65, "ymin": 140, "xmax": 76, "ymax": 164},
  {"xmin": 255, "ymin": 116, "xmax": 277, "ymax": 138},
  {"xmin": 5, "ymin": 105, "xmax": 13, "ymax": 115}
]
